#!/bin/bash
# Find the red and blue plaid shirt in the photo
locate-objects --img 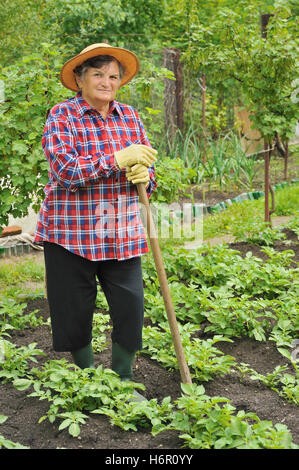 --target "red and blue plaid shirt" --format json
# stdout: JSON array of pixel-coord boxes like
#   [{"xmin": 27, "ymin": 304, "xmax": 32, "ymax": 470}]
[{"xmin": 34, "ymin": 93, "xmax": 157, "ymax": 261}]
